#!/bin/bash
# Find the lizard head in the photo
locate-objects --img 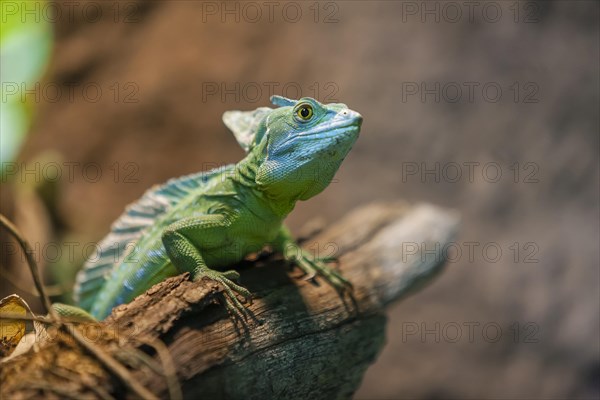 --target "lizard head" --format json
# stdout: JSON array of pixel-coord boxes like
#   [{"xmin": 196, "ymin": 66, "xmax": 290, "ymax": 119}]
[
  {"xmin": 223, "ymin": 96, "xmax": 362, "ymax": 201},
  {"xmin": 257, "ymin": 96, "xmax": 362, "ymax": 201}
]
